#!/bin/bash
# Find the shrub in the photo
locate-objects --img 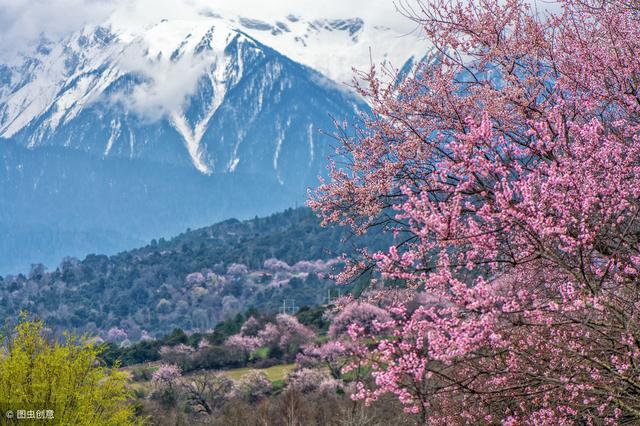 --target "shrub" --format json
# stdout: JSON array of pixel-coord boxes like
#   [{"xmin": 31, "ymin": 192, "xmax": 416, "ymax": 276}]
[
  {"xmin": 233, "ymin": 371, "xmax": 272, "ymax": 403},
  {"xmin": 0, "ymin": 315, "xmax": 136, "ymax": 425},
  {"xmin": 328, "ymin": 302, "xmax": 391, "ymax": 338},
  {"xmin": 182, "ymin": 373, "xmax": 234, "ymax": 415},
  {"xmin": 151, "ymin": 363, "xmax": 182, "ymax": 406}
]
